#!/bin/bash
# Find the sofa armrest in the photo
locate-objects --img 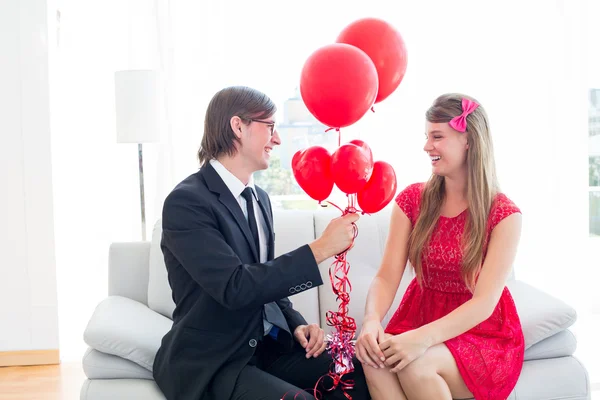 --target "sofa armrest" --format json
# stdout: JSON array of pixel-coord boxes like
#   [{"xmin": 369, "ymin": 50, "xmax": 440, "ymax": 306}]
[
  {"xmin": 108, "ymin": 242, "xmax": 151, "ymax": 305},
  {"xmin": 507, "ymin": 280, "xmax": 577, "ymax": 349},
  {"xmin": 524, "ymin": 329, "xmax": 577, "ymax": 361},
  {"xmin": 84, "ymin": 296, "xmax": 172, "ymax": 371}
]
